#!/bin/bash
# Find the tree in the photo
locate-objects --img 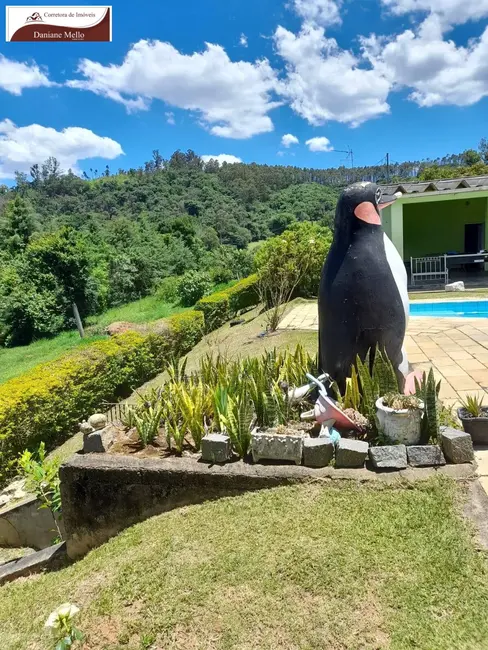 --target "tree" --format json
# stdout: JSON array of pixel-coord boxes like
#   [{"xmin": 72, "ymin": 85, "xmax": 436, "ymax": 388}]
[
  {"xmin": 462, "ymin": 149, "xmax": 481, "ymax": 166},
  {"xmin": 479, "ymin": 138, "xmax": 488, "ymax": 164},
  {"xmin": 255, "ymin": 222, "xmax": 332, "ymax": 331},
  {"xmin": 1, "ymin": 195, "xmax": 36, "ymax": 252}
]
